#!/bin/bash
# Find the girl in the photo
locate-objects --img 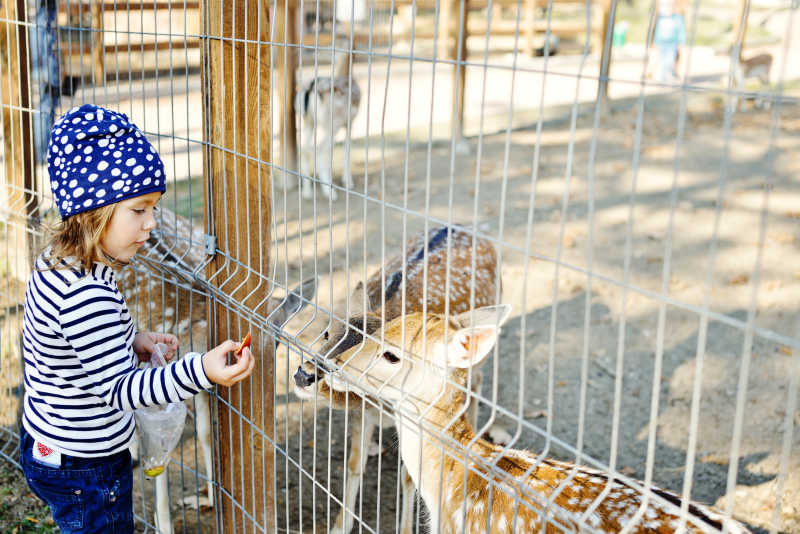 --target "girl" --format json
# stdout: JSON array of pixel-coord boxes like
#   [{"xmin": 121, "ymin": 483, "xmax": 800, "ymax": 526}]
[{"xmin": 20, "ymin": 104, "xmax": 254, "ymax": 533}]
